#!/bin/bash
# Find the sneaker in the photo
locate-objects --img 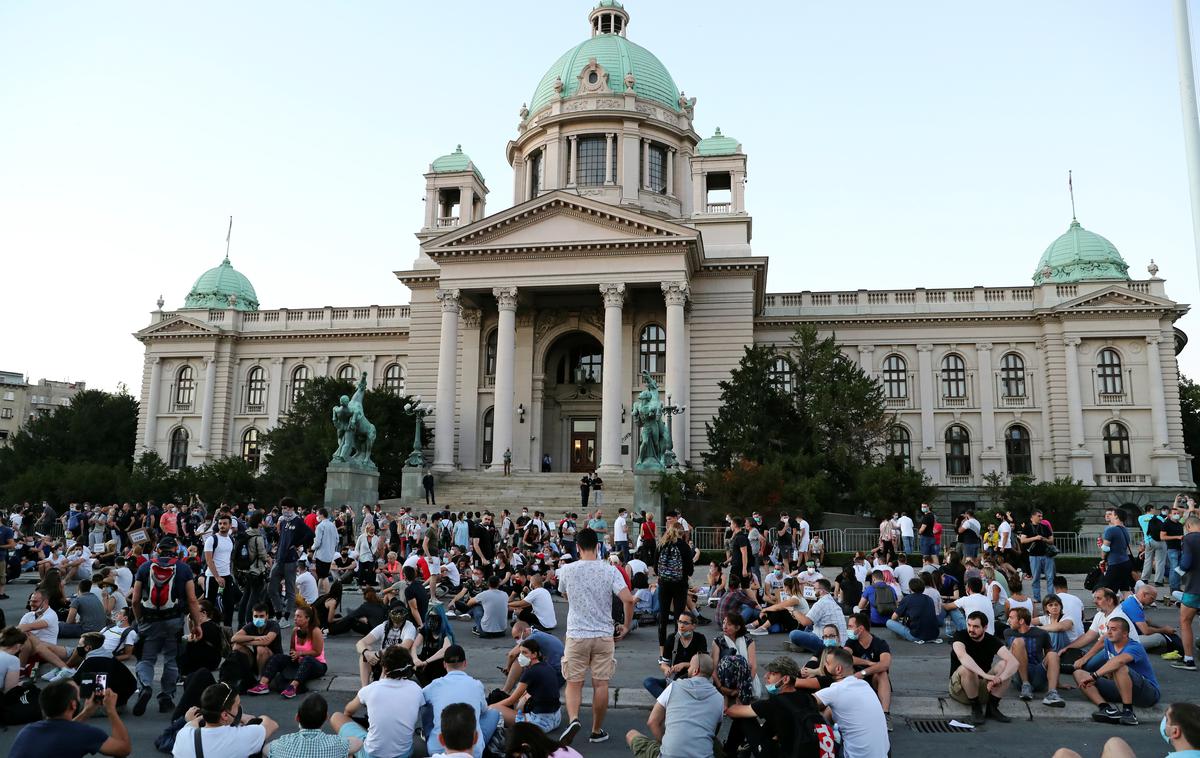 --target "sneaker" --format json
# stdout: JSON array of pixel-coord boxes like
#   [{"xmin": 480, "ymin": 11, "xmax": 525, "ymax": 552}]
[
  {"xmin": 40, "ymin": 667, "xmax": 63, "ymax": 682},
  {"xmin": 912, "ymin": 639, "xmax": 925, "ymax": 645},
  {"xmin": 246, "ymin": 683, "xmax": 271, "ymax": 695},
  {"xmin": 159, "ymin": 696, "xmax": 175, "ymax": 714},
  {"xmin": 1120, "ymin": 710, "xmax": 1139, "ymax": 726},
  {"xmin": 589, "ymin": 730, "xmax": 610, "ymax": 743},
  {"xmin": 281, "ymin": 685, "xmax": 297, "ymax": 699},
  {"xmin": 748, "ymin": 626, "xmax": 769, "ymax": 636},
  {"xmin": 1092, "ymin": 704, "xmax": 1122, "ymax": 723},
  {"xmin": 52, "ymin": 667, "xmax": 77, "ymax": 682},
  {"xmin": 1162, "ymin": 651, "xmax": 1183, "ymax": 661},
  {"xmin": 1020, "ymin": 682, "xmax": 1033, "ymax": 701},
  {"xmin": 1042, "ymin": 690, "xmax": 1065, "ymax": 708},
  {"xmin": 1172, "ymin": 659, "xmax": 1198, "ymax": 671},
  {"xmin": 932, "ymin": 637, "xmax": 944, "ymax": 644},
  {"xmin": 559, "ymin": 720, "xmax": 582, "ymax": 746},
  {"xmin": 132, "ymin": 687, "xmax": 153, "ymax": 717}
]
